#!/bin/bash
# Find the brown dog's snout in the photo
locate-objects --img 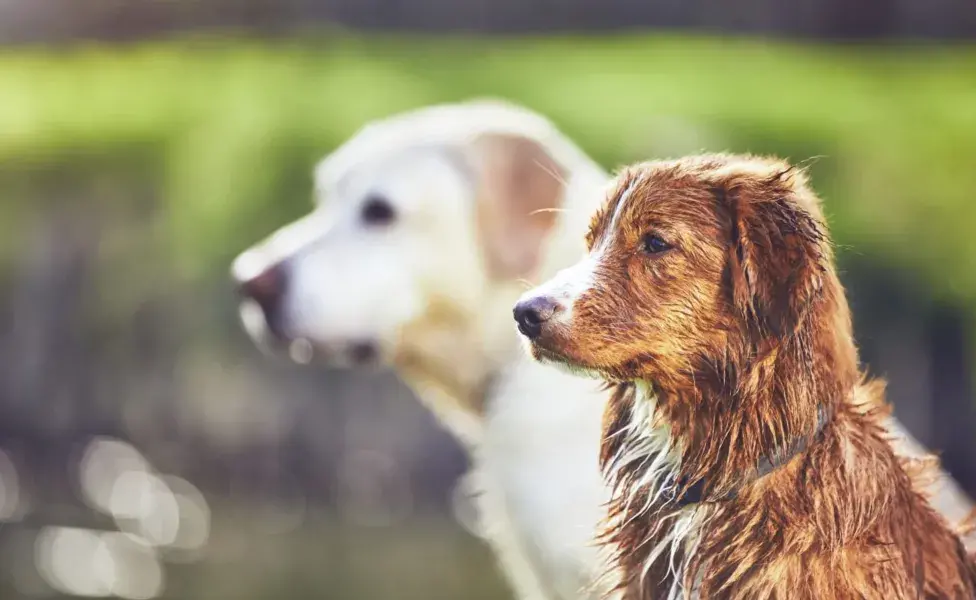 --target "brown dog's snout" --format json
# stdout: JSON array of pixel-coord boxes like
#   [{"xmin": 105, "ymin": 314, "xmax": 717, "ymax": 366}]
[{"xmin": 513, "ymin": 296, "xmax": 563, "ymax": 339}]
